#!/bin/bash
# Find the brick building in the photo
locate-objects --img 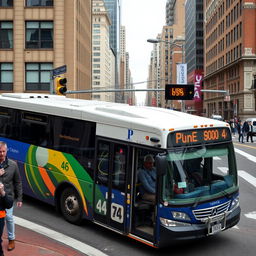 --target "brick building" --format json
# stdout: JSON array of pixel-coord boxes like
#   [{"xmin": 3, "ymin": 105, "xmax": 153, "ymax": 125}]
[{"xmin": 204, "ymin": 0, "xmax": 256, "ymax": 120}]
